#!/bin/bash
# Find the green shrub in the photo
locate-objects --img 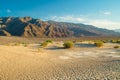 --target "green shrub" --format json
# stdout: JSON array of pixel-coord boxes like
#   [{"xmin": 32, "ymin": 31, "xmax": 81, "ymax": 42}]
[
  {"xmin": 111, "ymin": 40, "xmax": 118, "ymax": 43},
  {"xmin": 73, "ymin": 40, "xmax": 77, "ymax": 43},
  {"xmin": 117, "ymin": 40, "xmax": 120, "ymax": 43},
  {"xmin": 41, "ymin": 40, "xmax": 53, "ymax": 47},
  {"xmin": 110, "ymin": 40, "xmax": 120, "ymax": 43},
  {"xmin": 5, "ymin": 43, "xmax": 11, "ymax": 46},
  {"xmin": 41, "ymin": 42, "xmax": 48, "ymax": 47},
  {"xmin": 63, "ymin": 41, "xmax": 74, "ymax": 48},
  {"xmin": 13, "ymin": 43, "xmax": 20, "ymax": 46},
  {"xmin": 94, "ymin": 42, "xmax": 103, "ymax": 47},
  {"xmin": 22, "ymin": 42, "xmax": 28, "ymax": 47},
  {"xmin": 45, "ymin": 40, "xmax": 53, "ymax": 43},
  {"xmin": 23, "ymin": 43, "xmax": 28, "ymax": 47},
  {"xmin": 101, "ymin": 40, "xmax": 108, "ymax": 43},
  {"xmin": 114, "ymin": 46, "xmax": 120, "ymax": 48}
]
